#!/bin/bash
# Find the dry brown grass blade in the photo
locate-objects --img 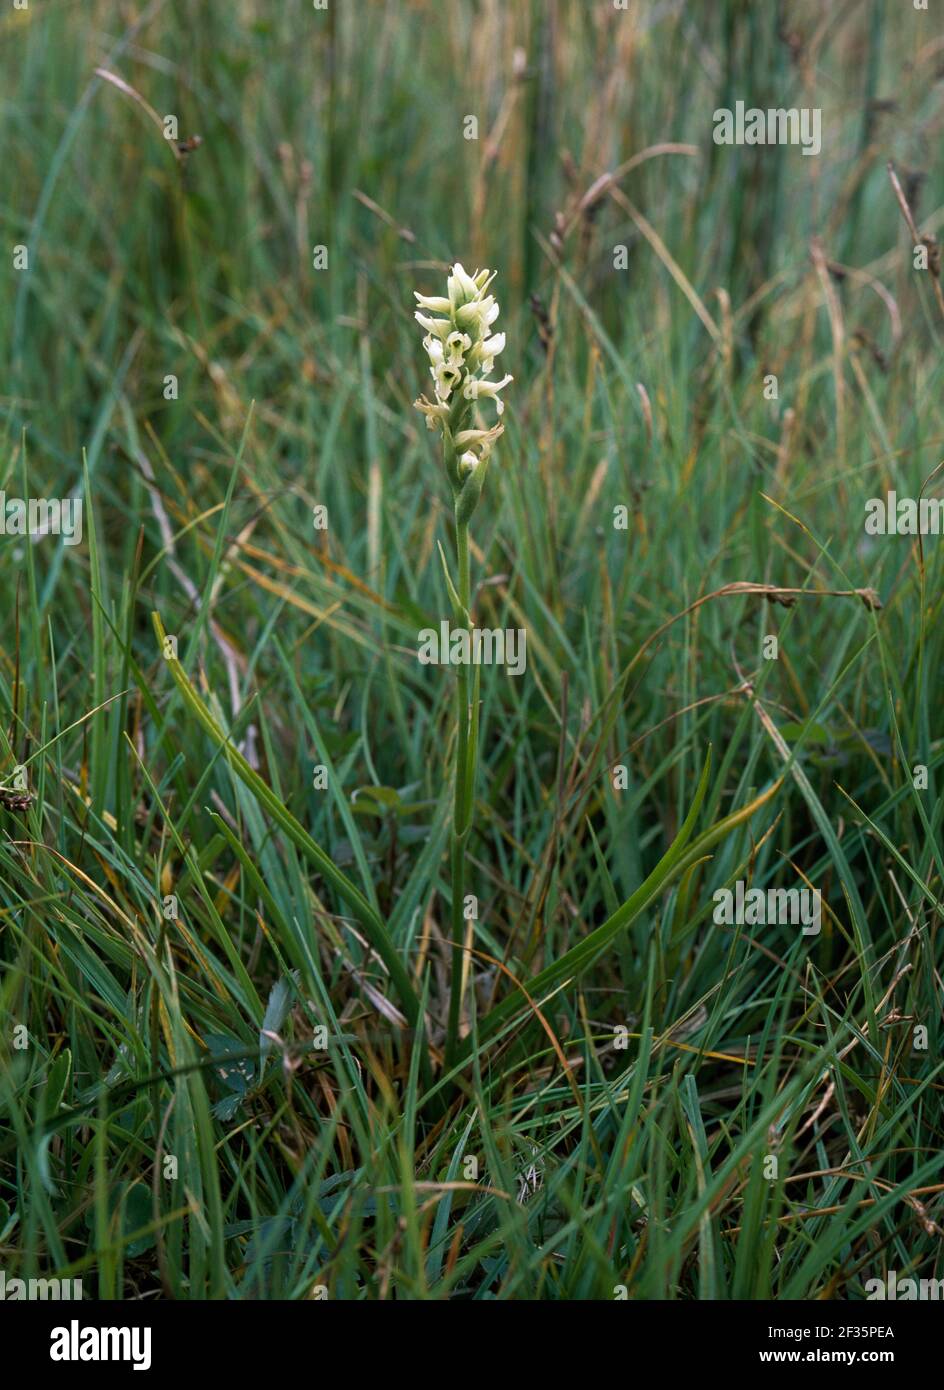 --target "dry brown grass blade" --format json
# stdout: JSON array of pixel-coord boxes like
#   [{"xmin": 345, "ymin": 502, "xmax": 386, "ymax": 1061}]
[{"xmin": 887, "ymin": 160, "xmax": 944, "ymax": 321}]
